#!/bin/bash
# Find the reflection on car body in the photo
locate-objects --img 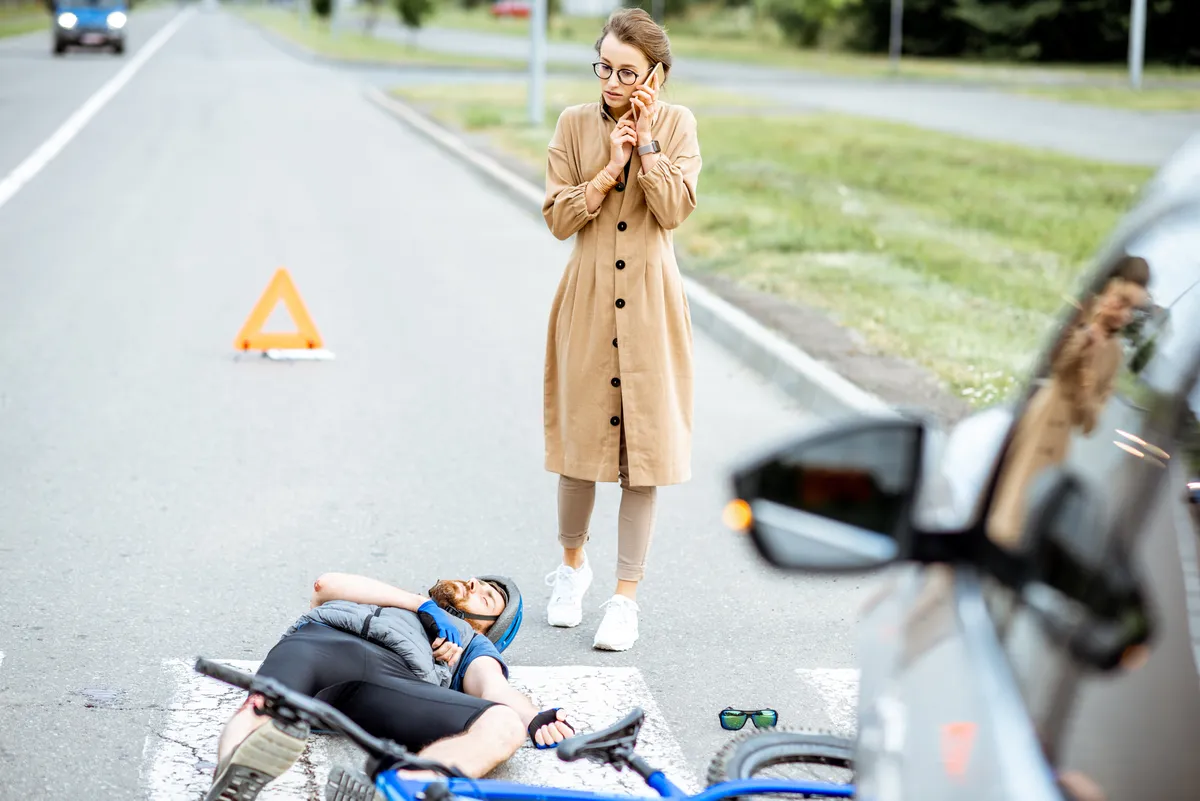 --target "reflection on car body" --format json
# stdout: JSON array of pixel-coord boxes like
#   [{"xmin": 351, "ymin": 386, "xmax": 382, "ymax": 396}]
[{"xmin": 728, "ymin": 131, "xmax": 1200, "ymax": 800}]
